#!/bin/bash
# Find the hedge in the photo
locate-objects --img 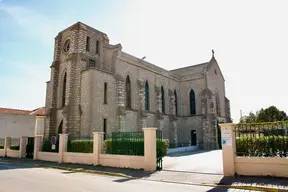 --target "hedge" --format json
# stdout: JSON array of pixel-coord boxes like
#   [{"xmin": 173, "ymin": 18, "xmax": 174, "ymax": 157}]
[
  {"xmin": 158, "ymin": 139, "xmax": 169, "ymax": 156},
  {"xmin": 236, "ymin": 136, "xmax": 288, "ymax": 157},
  {"xmin": 0, "ymin": 145, "xmax": 3, "ymax": 149},
  {"xmin": 10, "ymin": 146, "xmax": 20, "ymax": 150},
  {"xmin": 67, "ymin": 140, "xmax": 93, "ymax": 153},
  {"xmin": 104, "ymin": 139, "xmax": 169, "ymax": 156}
]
